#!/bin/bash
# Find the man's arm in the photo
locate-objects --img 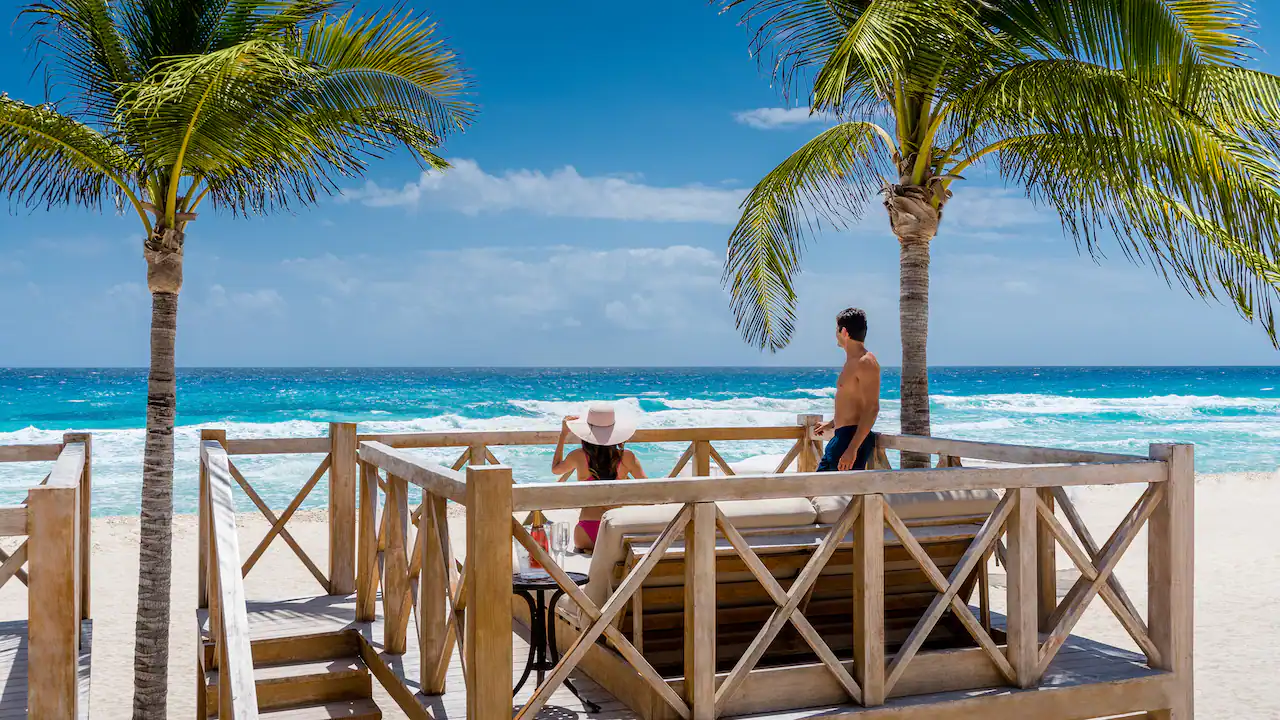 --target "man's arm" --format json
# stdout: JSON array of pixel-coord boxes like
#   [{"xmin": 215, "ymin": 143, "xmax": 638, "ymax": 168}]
[{"xmin": 838, "ymin": 356, "xmax": 881, "ymax": 470}]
